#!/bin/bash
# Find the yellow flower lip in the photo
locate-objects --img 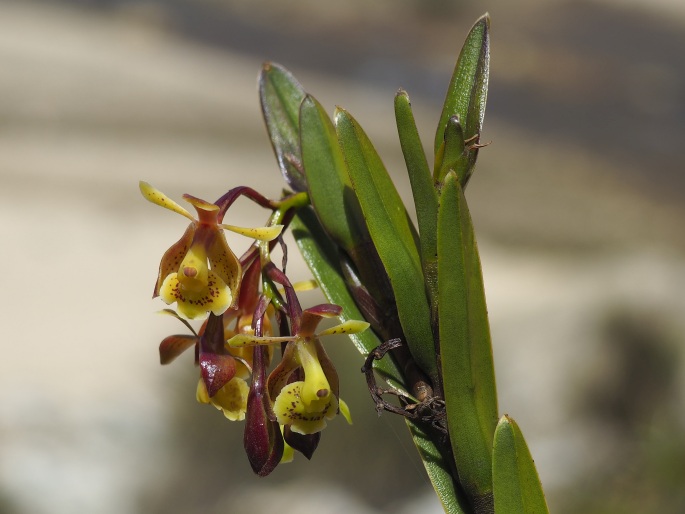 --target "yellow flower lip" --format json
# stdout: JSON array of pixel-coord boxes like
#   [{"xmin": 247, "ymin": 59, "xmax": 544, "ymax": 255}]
[
  {"xmin": 197, "ymin": 376, "xmax": 250, "ymax": 421},
  {"xmin": 273, "ymin": 381, "xmax": 338, "ymax": 435}
]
